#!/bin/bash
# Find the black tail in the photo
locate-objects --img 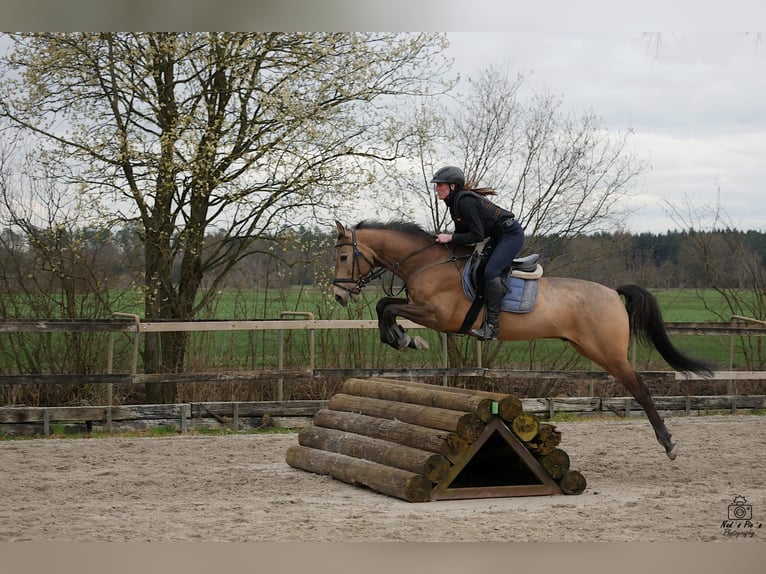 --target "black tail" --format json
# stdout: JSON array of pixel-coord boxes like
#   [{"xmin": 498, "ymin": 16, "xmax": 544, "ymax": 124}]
[{"xmin": 617, "ymin": 284, "xmax": 713, "ymax": 377}]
